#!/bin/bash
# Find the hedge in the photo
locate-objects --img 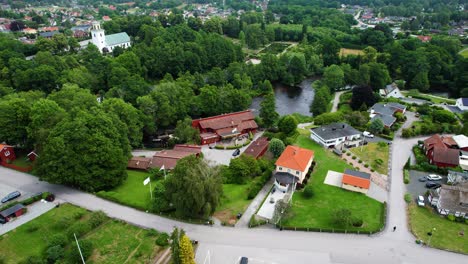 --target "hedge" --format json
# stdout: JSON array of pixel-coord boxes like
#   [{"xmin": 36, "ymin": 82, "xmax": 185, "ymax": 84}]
[{"xmin": 403, "ymin": 170, "xmax": 410, "ymax": 184}]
